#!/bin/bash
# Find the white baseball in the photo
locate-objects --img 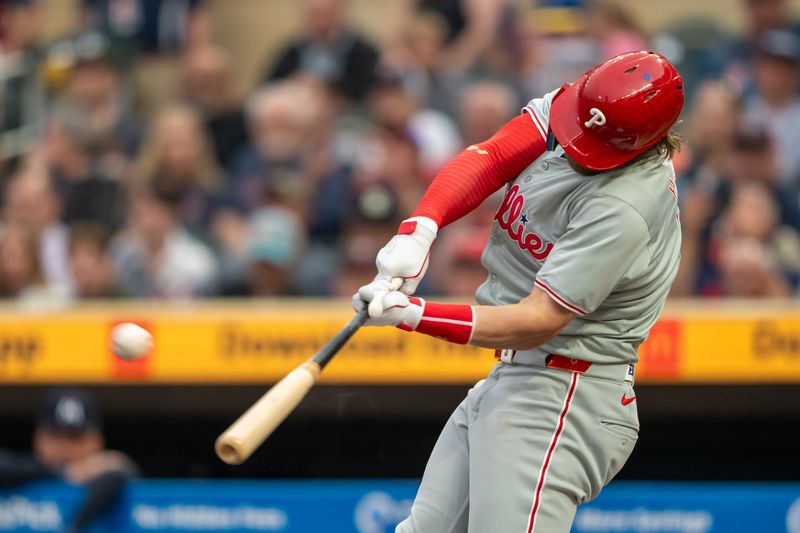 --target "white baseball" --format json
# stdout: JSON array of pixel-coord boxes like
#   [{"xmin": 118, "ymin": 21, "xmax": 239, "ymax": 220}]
[{"xmin": 110, "ymin": 323, "xmax": 153, "ymax": 360}]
